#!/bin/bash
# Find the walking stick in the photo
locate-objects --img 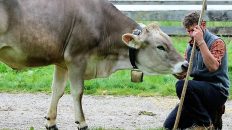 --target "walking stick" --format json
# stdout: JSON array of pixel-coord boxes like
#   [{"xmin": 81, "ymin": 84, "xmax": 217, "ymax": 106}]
[{"xmin": 173, "ymin": 0, "xmax": 207, "ymax": 129}]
